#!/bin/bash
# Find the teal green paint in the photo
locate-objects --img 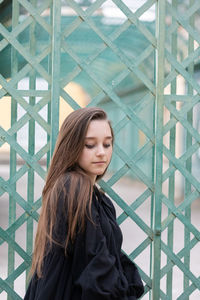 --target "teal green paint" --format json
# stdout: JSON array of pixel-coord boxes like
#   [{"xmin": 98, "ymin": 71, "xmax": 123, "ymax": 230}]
[
  {"xmin": 0, "ymin": 74, "xmax": 50, "ymax": 135},
  {"xmin": 100, "ymin": 180, "xmax": 153, "ymax": 239},
  {"xmin": 0, "ymin": 24, "xmax": 51, "ymax": 83},
  {"xmin": 162, "ymin": 241, "xmax": 200, "ymax": 290},
  {"xmin": 68, "ymin": 0, "xmax": 156, "ymax": 94},
  {"xmin": 0, "ymin": 127, "xmax": 46, "ymax": 179},
  {"xmin": 8, "ymin": 1, "xmax": 19, "ymax": 298},
  {"xmin": 153, "ymin": 1, "xmax": 165, "ymax": 299},
  {"xmin": 161, "ymin": 236, "xmax": 197, "ymax": 280},
  {"xmin": 0, "ymin": 262, "xmax": 28, "ymax": 295},
  {"xmin": 17, "ymin": 0, "xmax": 51, "ymax": 35},
  {"xmin": 149, "ymin": 46, "xmax": 156, "ymax": 300},
  {"xmin": 0, "ymin": 177, "xmax": 40, "ymax": 222},
  {"xmin": 26, "ymin": 0, "xmax": 37, "ymax": 285},
  {"xmin": 0, "ymin": 227, "xmax": 31, "ymax": 264},
  {"xmin": 47, "ymin": 0, "xmax": 53, "ymax": 168},
  {"xmin": 167, "ymin": 1, "xmax": 177, "ymax": 297},
  {"xmin": 50, "ymin": 0, "xmax": 61, "ymax": 156},
  {"xmin": 0, "ymin": 197, "xmax": 42, "ymax": 247},
  {"xmin": 184, "ymin": 1, "xmax": 194, "ymax": 295},
  {"xmin": 112, "ymin": 0, "xmax": 157, "ymax": 48},
  {"xmin": 0, "ymin": 278, "xmax": 22, "ymax": 300}
]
